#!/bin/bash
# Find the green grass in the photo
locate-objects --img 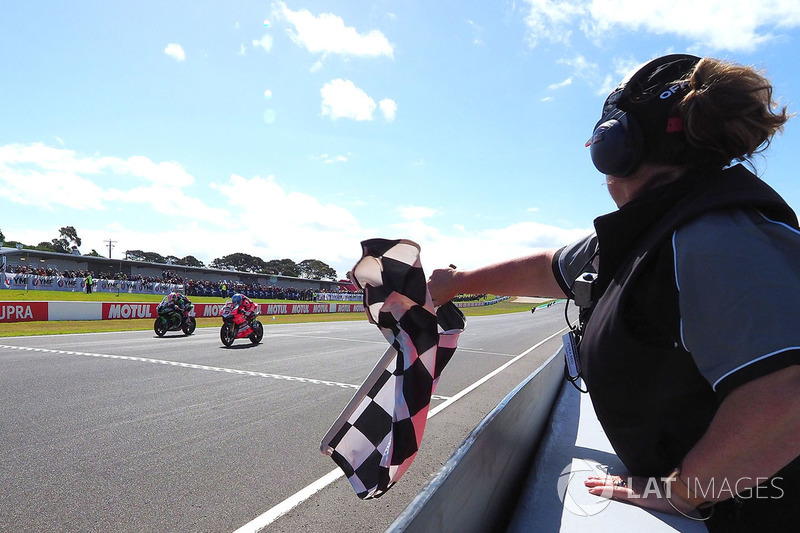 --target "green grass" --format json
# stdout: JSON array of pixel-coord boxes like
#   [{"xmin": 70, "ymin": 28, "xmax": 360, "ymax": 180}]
[{"xmin": 0, "ymin": 290, "xmax": 545, "ymax": 337}]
